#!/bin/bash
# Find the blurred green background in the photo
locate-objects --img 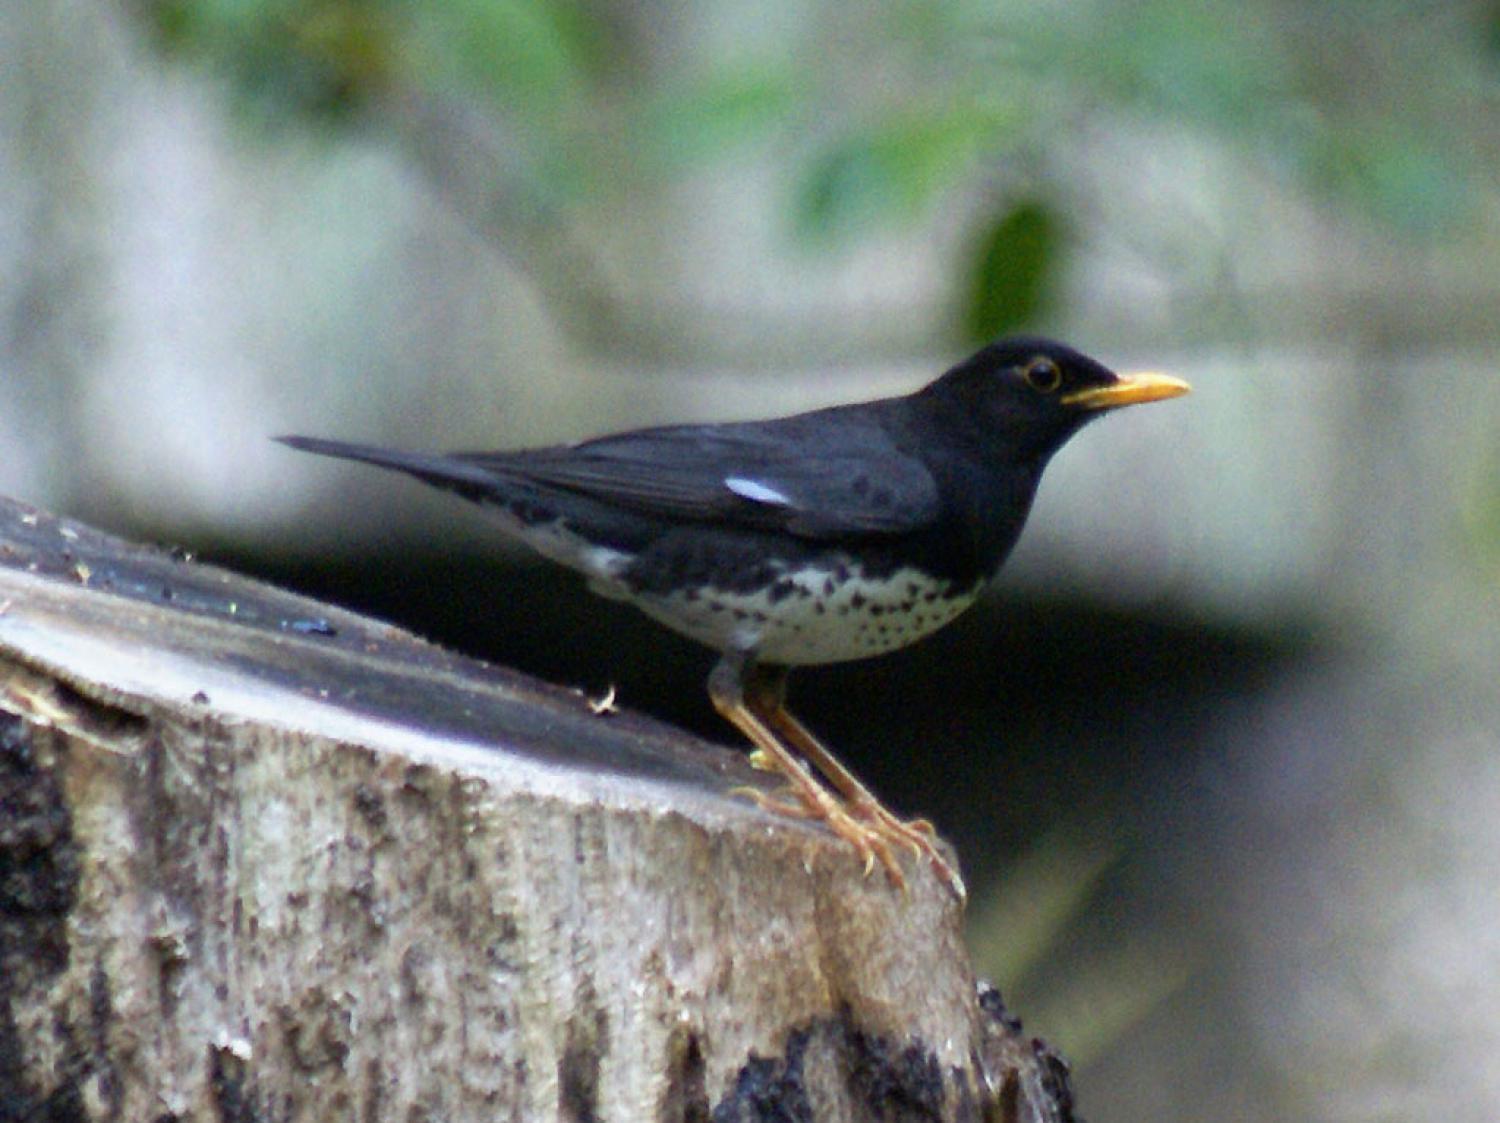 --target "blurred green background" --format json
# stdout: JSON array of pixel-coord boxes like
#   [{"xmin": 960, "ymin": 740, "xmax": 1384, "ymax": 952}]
[{"xmin": 5, "ymin": 1, "xmax": 1500, "ymax": 1118}]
